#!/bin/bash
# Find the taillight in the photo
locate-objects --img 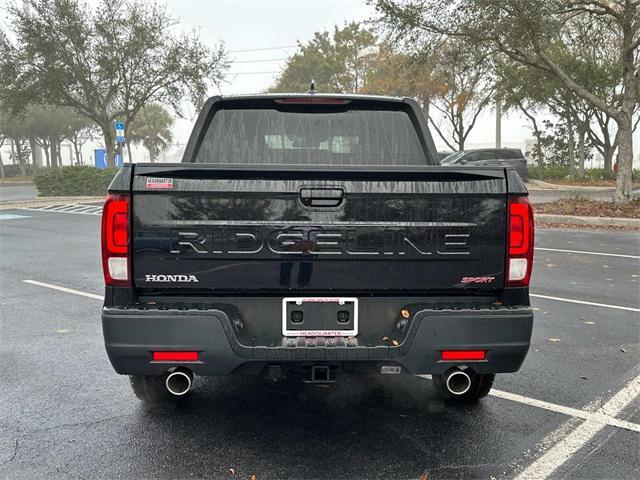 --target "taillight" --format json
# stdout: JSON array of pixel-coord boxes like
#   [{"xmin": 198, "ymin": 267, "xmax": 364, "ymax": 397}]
[
  {"xmin": 507, "ymin": 196, "xmax": 534, "ymax": 287},
  {"xmin": 101, "ymin": 193, "xmax": 130, "ymax": 287}
]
